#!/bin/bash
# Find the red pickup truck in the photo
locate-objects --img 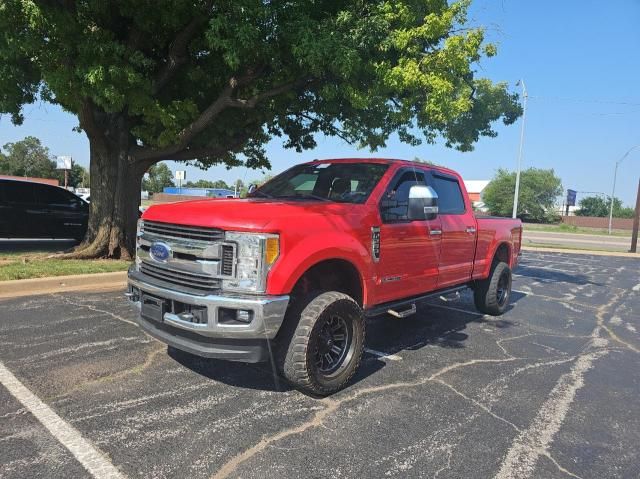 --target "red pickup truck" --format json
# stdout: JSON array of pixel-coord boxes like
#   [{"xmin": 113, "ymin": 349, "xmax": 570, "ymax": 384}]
[{"xmin": 128, "ymin": 159, "xmax": 522, "ymax": 395}]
